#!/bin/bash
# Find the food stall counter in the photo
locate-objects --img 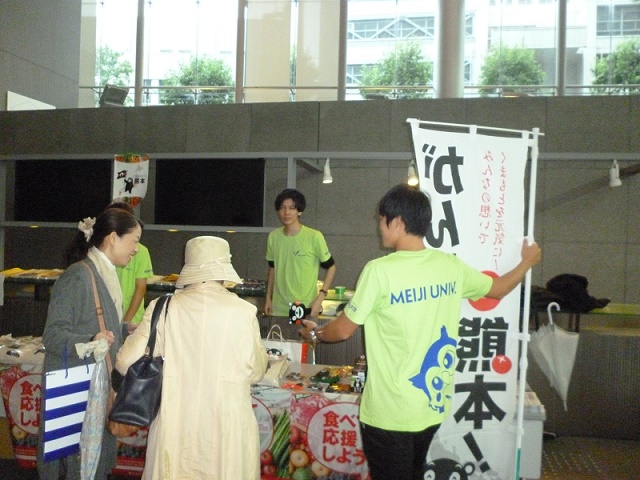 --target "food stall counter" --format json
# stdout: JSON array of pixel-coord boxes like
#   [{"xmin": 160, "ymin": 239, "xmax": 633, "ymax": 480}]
[{"xmin": 253, "ymin": 362, "xmax": 368, "ymax": 479}]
